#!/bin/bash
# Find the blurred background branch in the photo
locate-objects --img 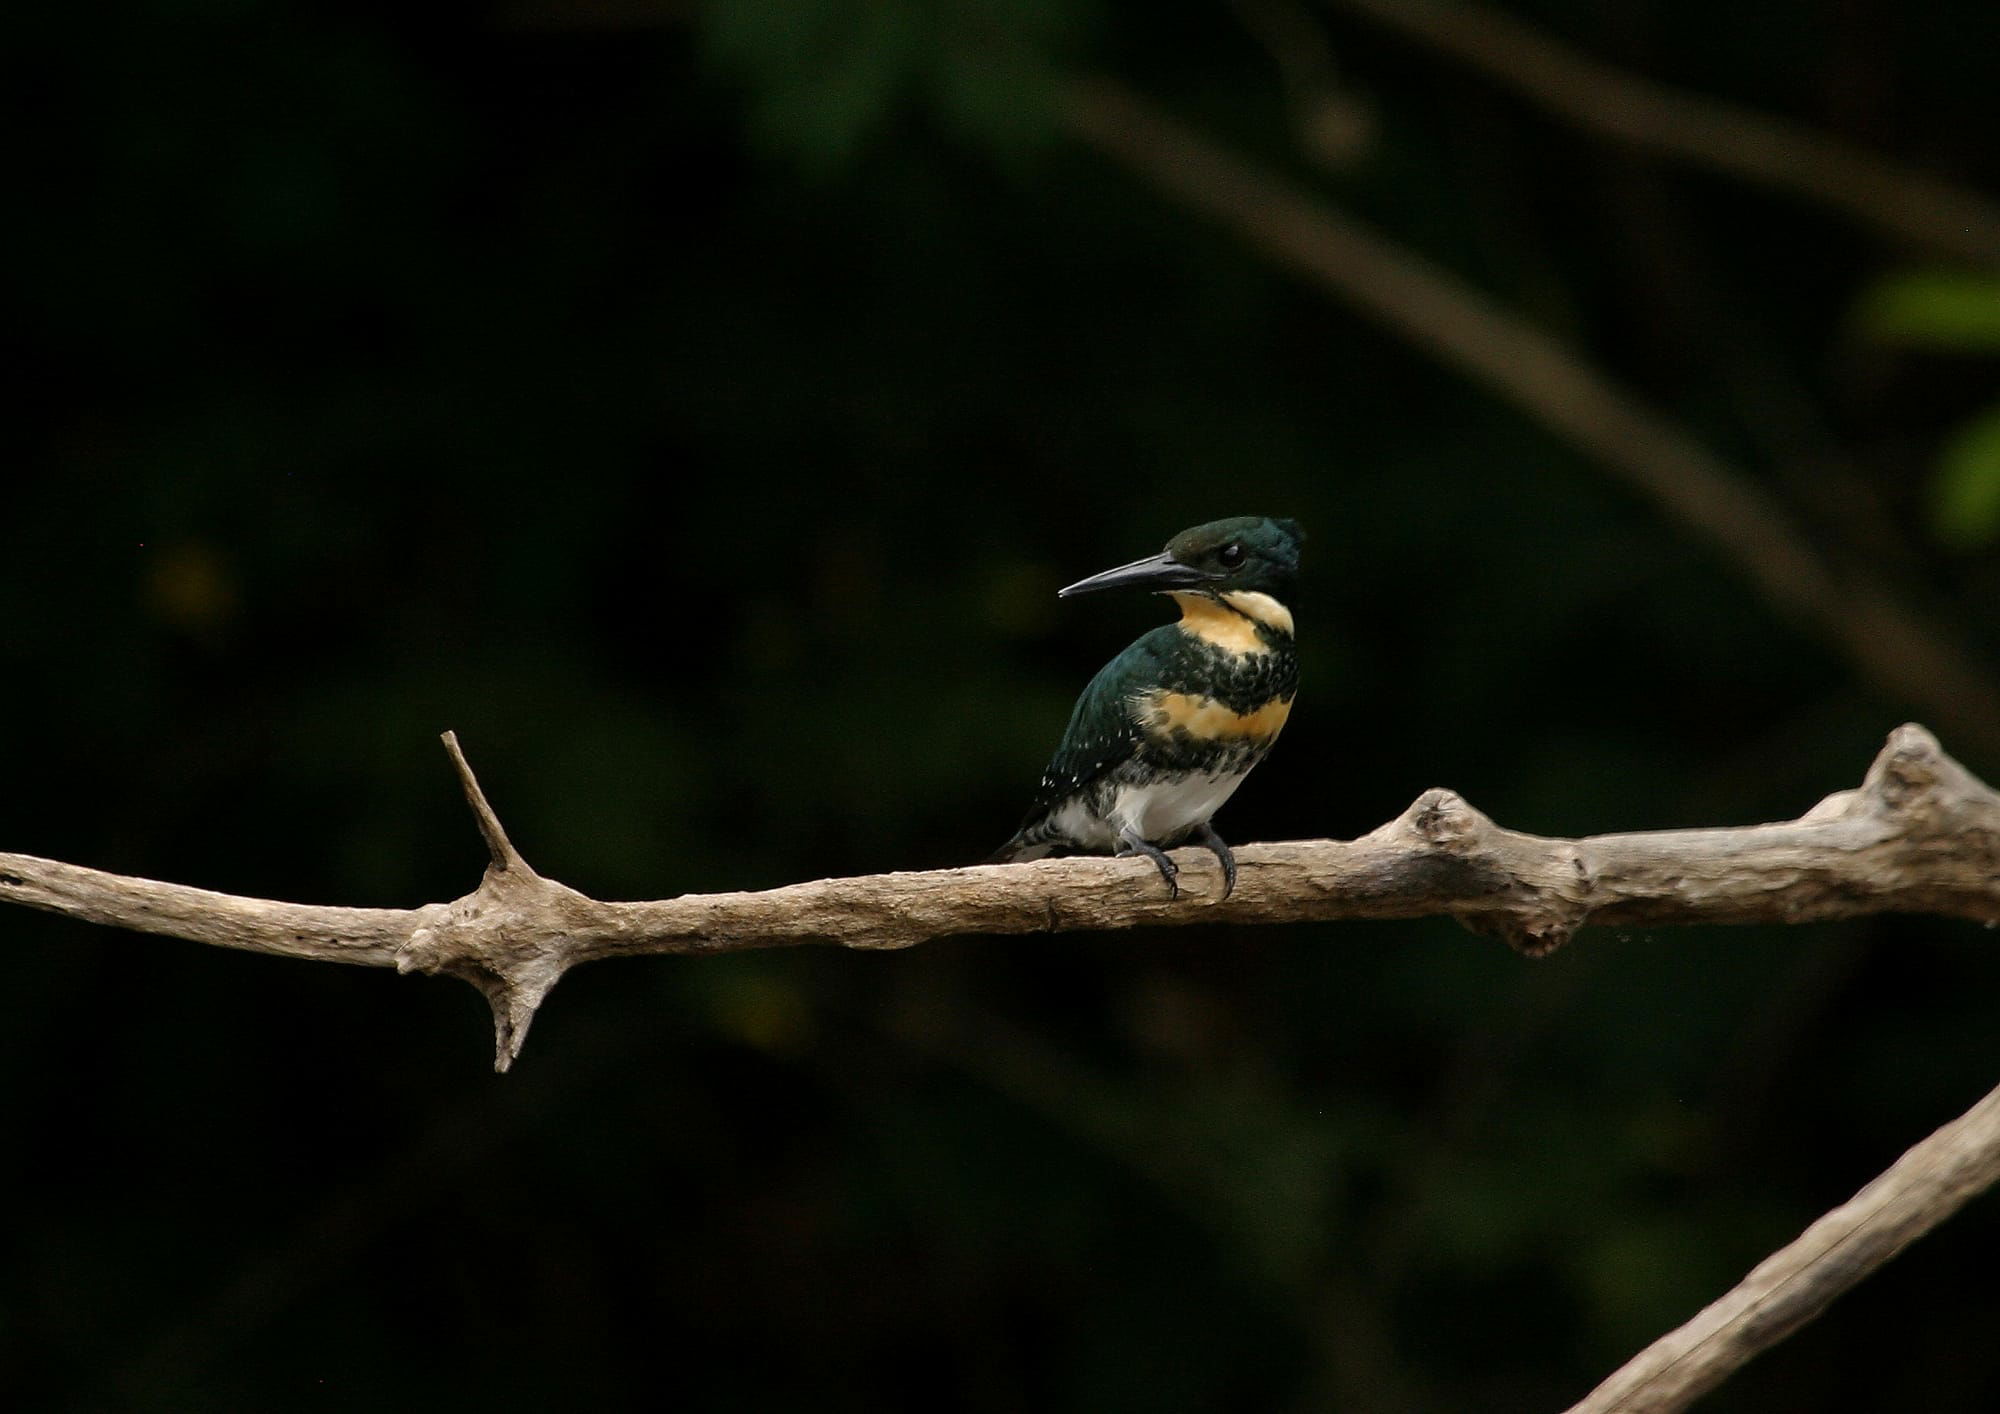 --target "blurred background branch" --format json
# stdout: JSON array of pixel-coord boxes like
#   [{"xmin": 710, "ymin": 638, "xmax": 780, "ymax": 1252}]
[
  {"xmin": 1327, "ymin": 0, "xmax": 2000, "ymax": 266},
  {"xmin": 1228, "ymin": 0, "xmax": 1376, "ymax": 169}
]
